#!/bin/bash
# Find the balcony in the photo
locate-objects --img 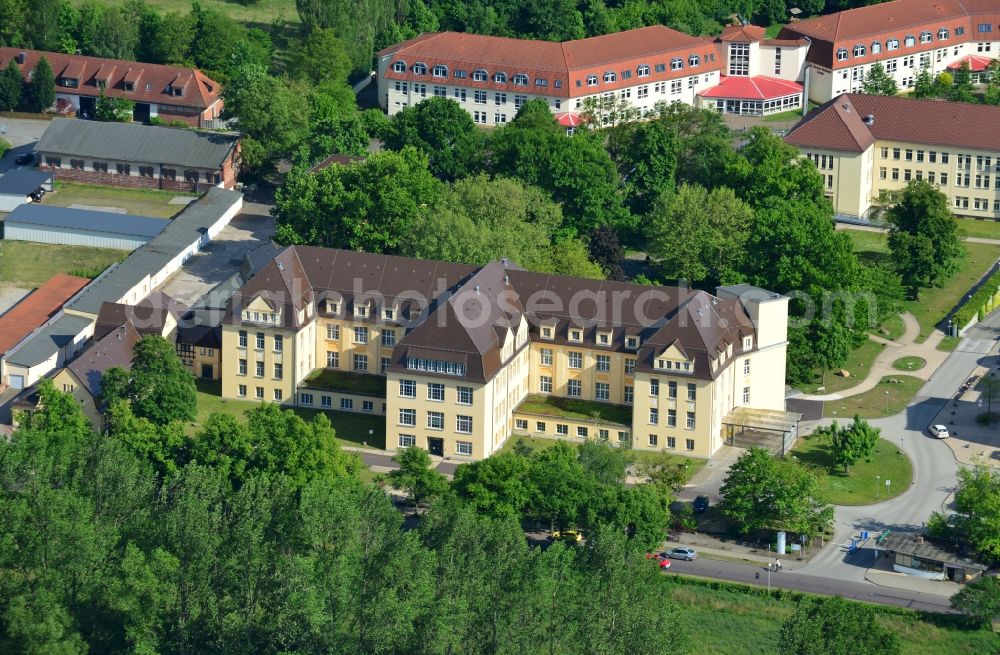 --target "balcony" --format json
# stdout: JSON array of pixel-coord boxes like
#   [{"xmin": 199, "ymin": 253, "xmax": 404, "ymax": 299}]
[
  {"xmin": 300, "ymin": 368, "xmax": 386, "ymax": 397},
  {"xmin": 514, "ymin": 394, "xmax": 632, "ymax": 427}
]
